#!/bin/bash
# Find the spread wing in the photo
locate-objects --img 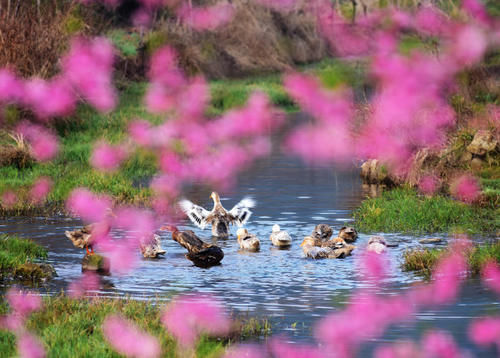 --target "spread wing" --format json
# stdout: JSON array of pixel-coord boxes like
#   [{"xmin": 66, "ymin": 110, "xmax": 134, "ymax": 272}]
[
  {"xmin": 228, "ymin": 197, "xmax": 255, "ymax": 226},
  {"xmin": 179, "ymin": 199, "xmax": 211, "ymax": 229}
]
